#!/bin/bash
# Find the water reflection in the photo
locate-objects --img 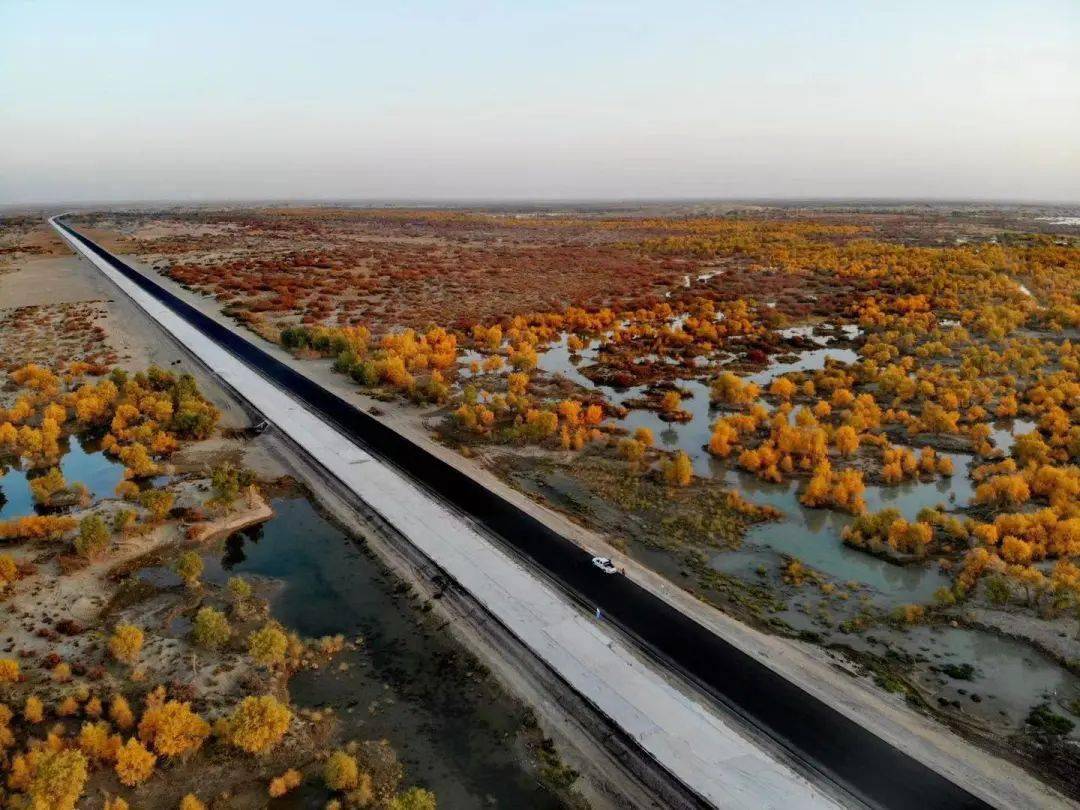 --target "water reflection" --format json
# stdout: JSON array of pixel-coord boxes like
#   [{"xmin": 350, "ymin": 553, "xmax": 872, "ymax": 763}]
[
  {"xmin": 528, "ymin": 328, "xmax": 1021, "ymax": 602},
  {"xmin": 458, "ymin": 321, "xmax": 1079, "ymax": 729},
  {"xmin": 201, "ymin": 497, "xmax": 565, "ymax": 809},
  {"xmin": 0, "ymin": 434, "xmax": 126, "ymax": 520}
]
